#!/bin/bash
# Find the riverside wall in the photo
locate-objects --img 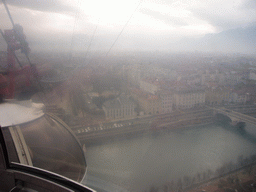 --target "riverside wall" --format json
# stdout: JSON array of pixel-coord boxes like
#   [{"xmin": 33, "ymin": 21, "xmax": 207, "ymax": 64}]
[{"xmin": 74, "ymin": 108, "xmax": 215, "ymax": 144}]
